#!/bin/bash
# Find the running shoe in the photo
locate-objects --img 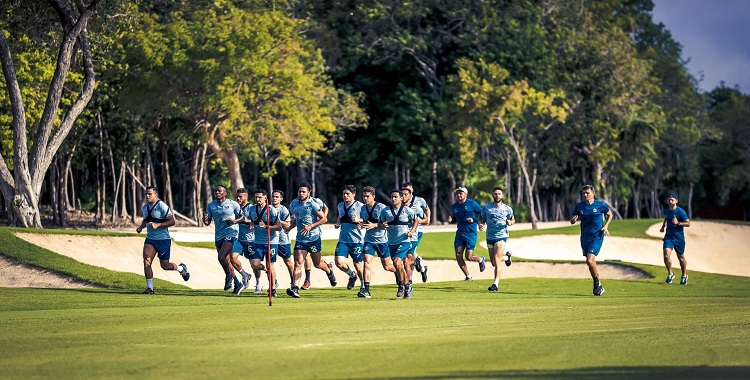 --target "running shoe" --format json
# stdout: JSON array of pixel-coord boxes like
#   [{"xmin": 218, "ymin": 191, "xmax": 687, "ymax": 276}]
[
  {"xmin": 179, "ymin": 263, "xmax": 190, "ymax": 281},
  {"xmin": 327, "ymin": 269, "xmax": 337, "ymax": 287},
  {"xmin": 666, "ymin": 273, "xmax": 674, "ymax": 284},
  {"xmin": 270, "ymin": 288, "xmax": 277, "ymax": 297},
  {"xmin": 594, "ymin": 284, "xmax": 605, "ymax": 296},
  {"xmin": 286, "ymin": 287, "xmax": 300, "ymax": 298},
  {"xmin": 357, "ymin": 290, "xmax": 366, "ymax": 298},
  {"xmin": 241, "ymin": 272, "xmax": 250, "ymax": 288},
  {"xmin": 254, "ymin": 284, "xmax": 264, "ymax": 294},
  {"xmin": 142, "ymin": 288, "xmax": 154, "ymax": 294},
  {"xmin": 301, "ymin": 279, "xmax": 311, "ymax": 290},
  {"xmin": 232, "ymin": 283, "xmax": 245, "ymax": 295},
  {"xmin": 421, "ymin": 266, "xmax": 429, "ymax": 283},
  {"xmin": 223, "ymin": 276, "xmax": 233, "ymax": 291},
  {"xmin": 479, "ymin": 256, "xmax": 486, "ymax": 272},
  {"xmin": 347, "ymin": 273, "xmax": 358, "ymax": 290},
  {"xmin": 505, "ymin": 252, "xmax": 512, "ymax": 267},
  {"xmin": 396, "ymin": 286, "xmax": 405, "ymax": 298},
  {"xmin": 274, "ymin": 279, "xmax": 279, "ymax": 289},
  {"xmin": 464, "ymin": 276, "xmax": 473, "ymax": 282},
  {"xmin": 363, "ymin": 291, "xmax": 372, "ymax": 299},
  {"xmin": 414, "ymin": 256, "xmax": 423, "ymax": 272},
  {"xmin": 488, "ymin": 284, "xmax": 498, "ymax": 292},
  {"xmin": 404, "ymin": 286, "xmax": 413, "ymax": 300},
  {"xmin": 680, "ymin": 275, "xmax": 688, "ymax": 285}
]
